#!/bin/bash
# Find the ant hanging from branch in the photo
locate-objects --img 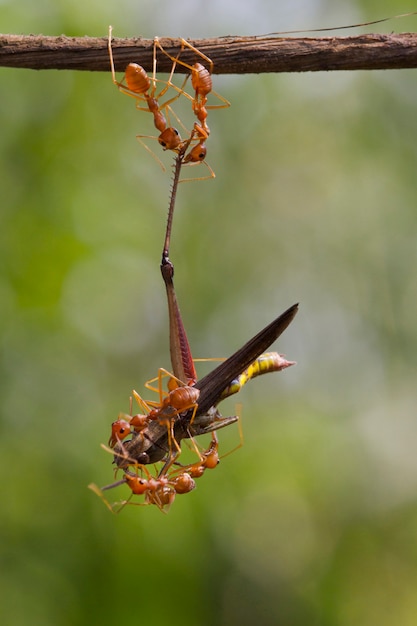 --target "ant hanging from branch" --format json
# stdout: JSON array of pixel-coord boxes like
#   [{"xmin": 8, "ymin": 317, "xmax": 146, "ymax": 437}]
[
  {"xmin": 108, "ymin": 26, "xmax": 191, "ymax": 170},
  {"xmin": 154, "ymin": 38, "xmax": 230, "ymax": 180},
  {"xmin": 154, "ymin": 38, "xmax": 230, "ymax": 136}
]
